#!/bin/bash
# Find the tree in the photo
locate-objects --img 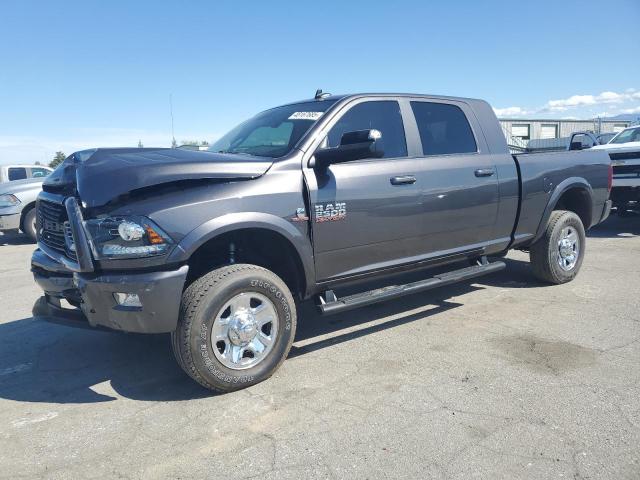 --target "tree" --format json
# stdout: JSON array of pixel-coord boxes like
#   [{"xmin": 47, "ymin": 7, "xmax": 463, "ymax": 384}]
[
  {"xmin": 180, "ymin": 139, "xmax": 210, "ymax": 147},
  {"xmin": 49, "ymin": 151, "xmax": 66, "ymax": 169}
]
